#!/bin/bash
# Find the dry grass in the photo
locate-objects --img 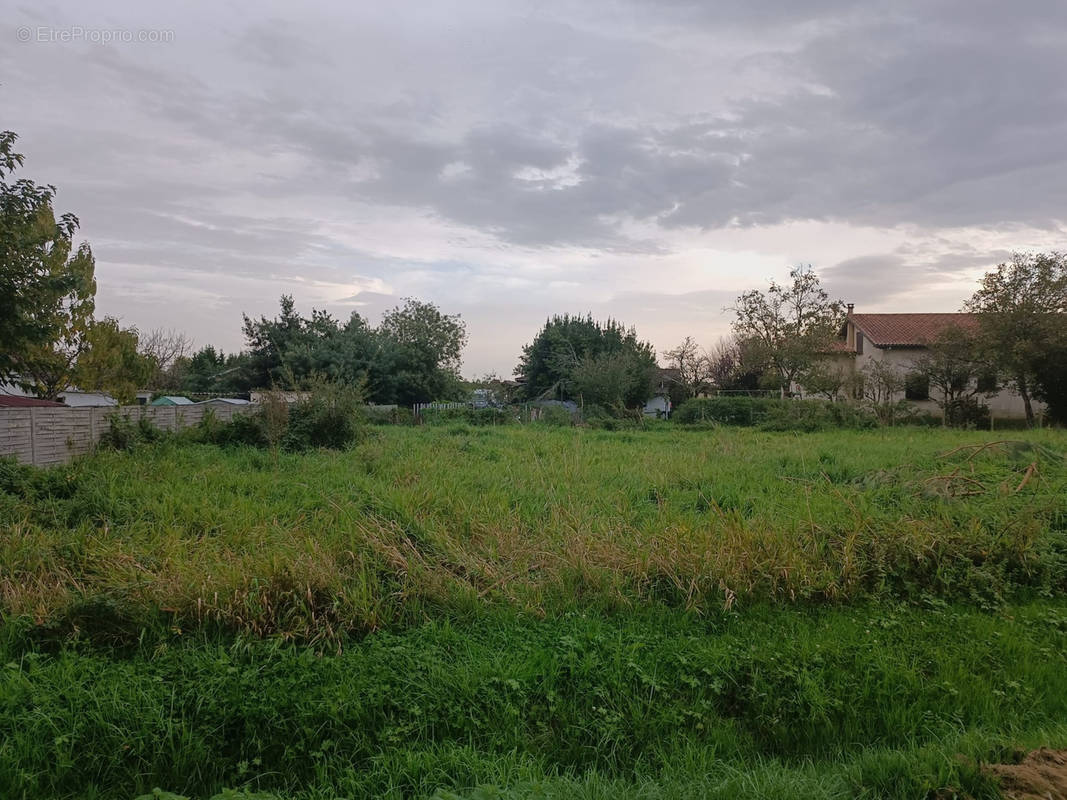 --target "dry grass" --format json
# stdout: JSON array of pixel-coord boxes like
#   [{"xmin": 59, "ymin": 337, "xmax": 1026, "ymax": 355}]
[{"xmin": 1, "ymin": 425, "xmax": 1064, "ymax": 642}]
